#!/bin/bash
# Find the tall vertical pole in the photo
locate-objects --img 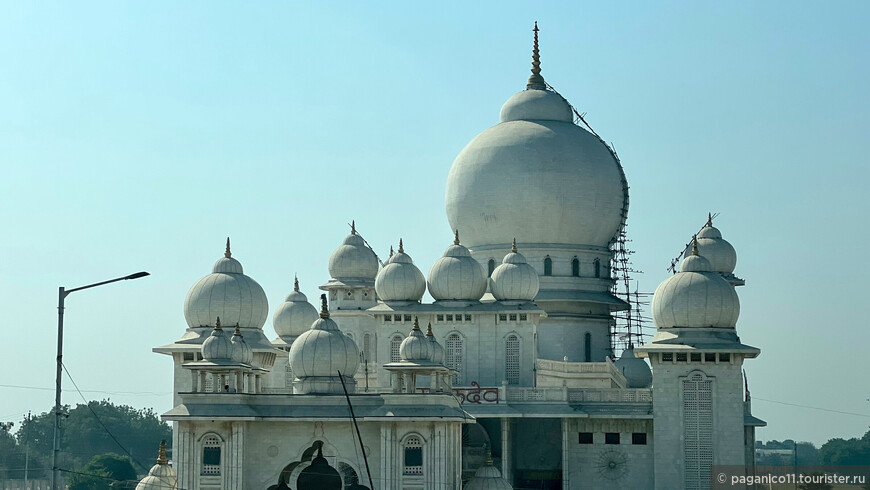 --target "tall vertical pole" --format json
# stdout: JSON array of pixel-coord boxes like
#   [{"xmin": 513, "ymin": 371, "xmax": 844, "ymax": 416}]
[
  {"xmin": 52, "ymin": 287, "xmax": 66, "ymax": 490},
  {"xmin": 24, "ymin": 410, "xmax": 30, "ymax": 486}
]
